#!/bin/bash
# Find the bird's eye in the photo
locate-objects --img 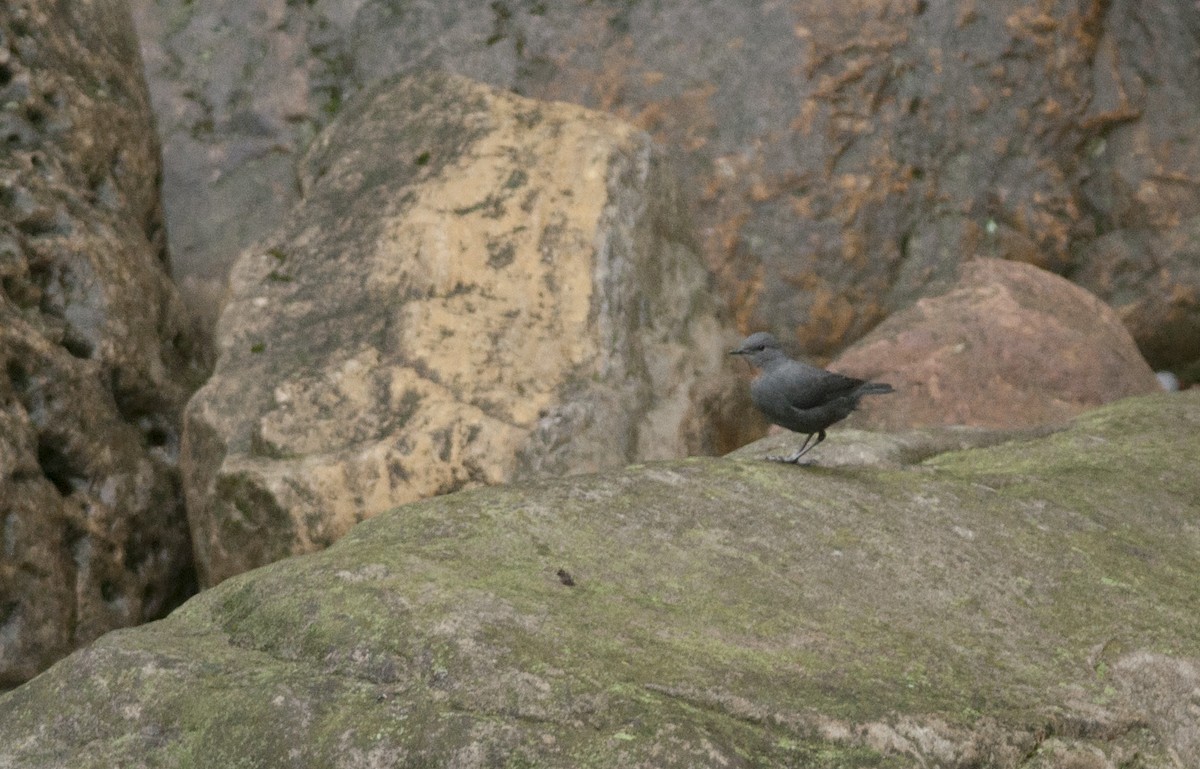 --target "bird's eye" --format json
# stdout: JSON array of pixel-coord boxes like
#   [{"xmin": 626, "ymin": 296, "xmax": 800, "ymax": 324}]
[{"xmin": 754, "ymin": 345, "xmax": 765, "ymax": 351}]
